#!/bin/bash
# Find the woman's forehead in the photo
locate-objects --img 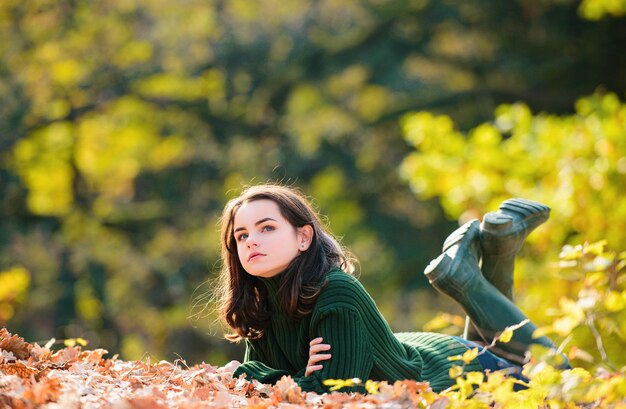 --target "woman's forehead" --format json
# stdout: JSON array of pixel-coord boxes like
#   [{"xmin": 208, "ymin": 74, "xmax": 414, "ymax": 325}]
[{"xmin": 233, "ymin": 199, "xmax": 284, "ymax": 226}]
